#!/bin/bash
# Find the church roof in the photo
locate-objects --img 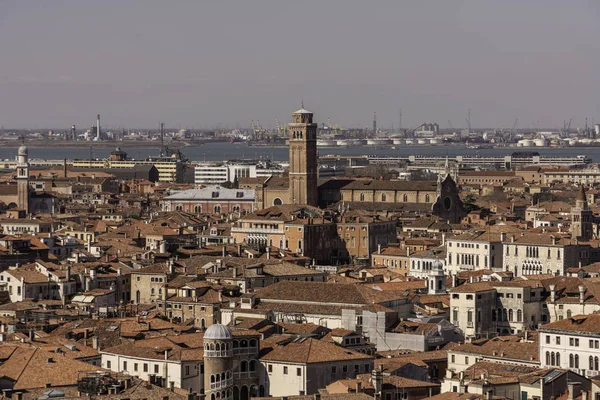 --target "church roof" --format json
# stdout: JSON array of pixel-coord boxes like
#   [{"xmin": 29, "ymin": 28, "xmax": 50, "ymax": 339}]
[{"xmin": 293, "ymin": 108, "xmax": 312, "ymax": 114}]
